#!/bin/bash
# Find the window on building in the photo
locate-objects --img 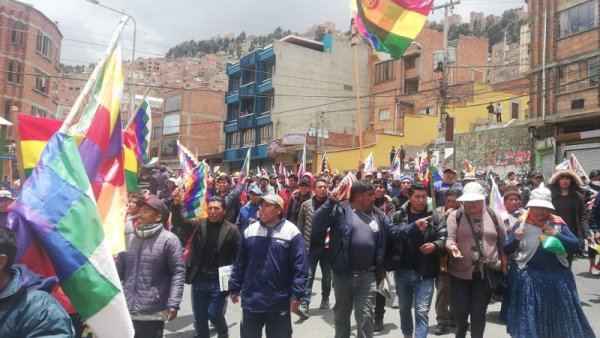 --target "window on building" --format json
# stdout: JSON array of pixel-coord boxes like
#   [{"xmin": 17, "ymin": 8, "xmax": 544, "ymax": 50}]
[
  {"xmin": 152, "ymin": 126, "xmax": 161, "ymax": 138},
  {"xmin": 163, "ymin": 113, "xmax": 180, "ymax": 135},
  {"xmin": 164, "ymin": 95, "xmax": 181, "ymax": 113},
  {"xmin": 3, "ymin": 100, "xmax": 19, "ymax": 120},
  {"xmin": 36, "ymin": 30, "xmax": 52, "ymax": 58},
  {"xmin": 34, "ymin": 68, "xmax": 49, "ymax": 95},
  {"xmin": 558, "ymin": 1, "xmax": 598, "ymax": 38},
  {"xmin": 404, "ymin": 77, "xmax": 419, "ymax": 94},
  {"xmin": 226, "ymin": 131, "xmax": 241, "ymax": 149},
  {"xmin": 31, "ymin": 106, "xmax": 46, "ymax": 118},
  {"xmin": 161, "ymin": 137, "xmax": 178, "ymax": 157},
  {"xmin": 558, "ymin": 57, "xmax": 599, "ymax": 93},
  {"xmin": 10, "ymin": 21, "xmax": 26, "ymax": 46},
  {"xmin": 7, "ymin": 60, "xmax": 23, "ymax": 85},
  {"xmin": 375, "ymin": 60, "xmax": 395, "ymax": 84},
  {"xmin": 258, "ymin": 123, "xmax": 273, "ymax": 144},
  {"xmin": 404, "ymin": 55, "xmax": 419, "ymax": 70},
  {"xmin": 589, "ymin": 57, "xmax": 599, "ymax": 86},
  {"xmin": 418, "ymin": 107, "xmax": 435, "ymax": 115},
  {"xmin": 263, "ymin": 97, "xmax": 273, "ymax": 113},
  {"xmin": 242, "ymin": 129, "xmax": 255, "ymax": 148},
  {"xmin": 378, "ymin": 109, "xmax": 390, "ymax": 121}
]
